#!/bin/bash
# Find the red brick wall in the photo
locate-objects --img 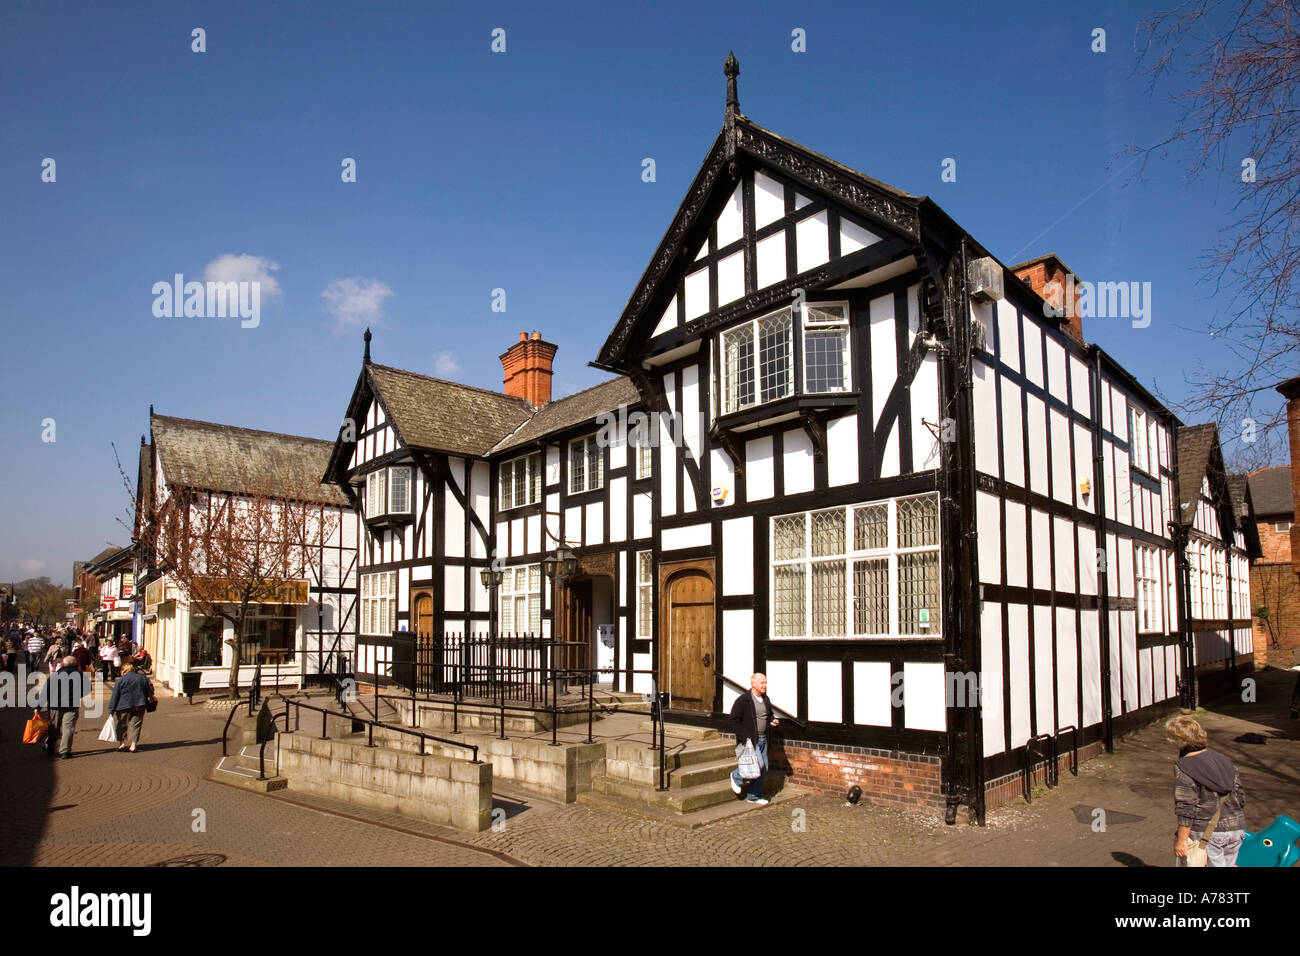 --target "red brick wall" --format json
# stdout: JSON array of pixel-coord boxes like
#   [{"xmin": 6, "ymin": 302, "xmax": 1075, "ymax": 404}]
[
  {"xmin": 1251, "ymin": 562, "xmax": 1300, "ymax": 668},
  {"xmin": 769, "ymin": 740, "xmax": 944, "ymax": 811},
  {"xmin": 983, "ymin": 741, "xmax": 1106, "ymax": 812},
  {"xmin": 1256, "ymin": 517, "xmax": 1292, "ymax": 565}
]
